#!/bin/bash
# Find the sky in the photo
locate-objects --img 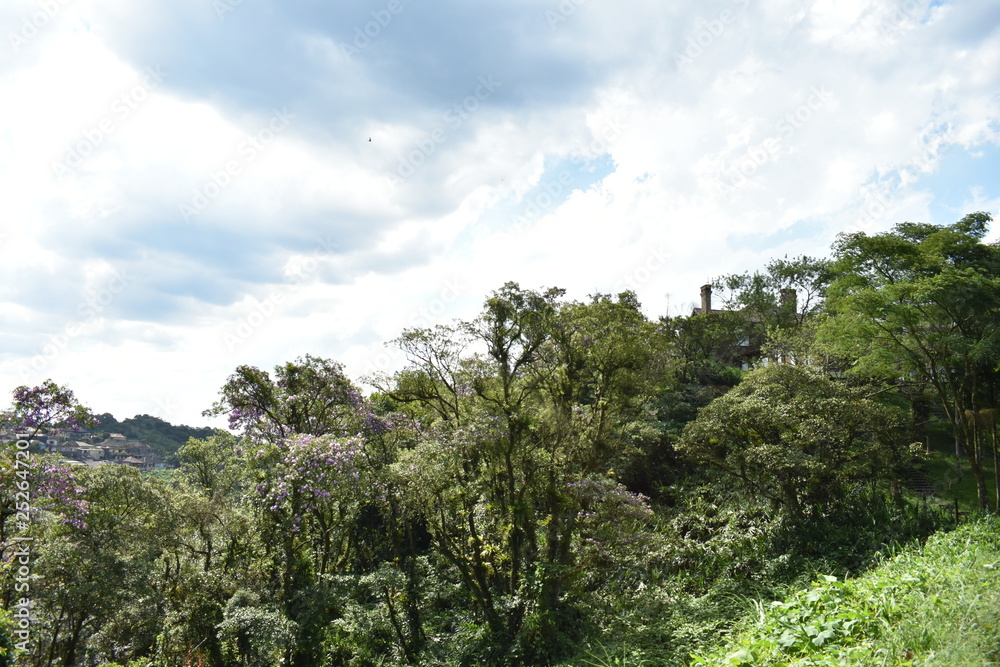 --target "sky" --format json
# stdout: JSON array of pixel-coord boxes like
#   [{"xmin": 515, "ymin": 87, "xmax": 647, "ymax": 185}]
[{"xmin": 1, "ymin": 0, "xmax": 999, "ymax": 429}]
